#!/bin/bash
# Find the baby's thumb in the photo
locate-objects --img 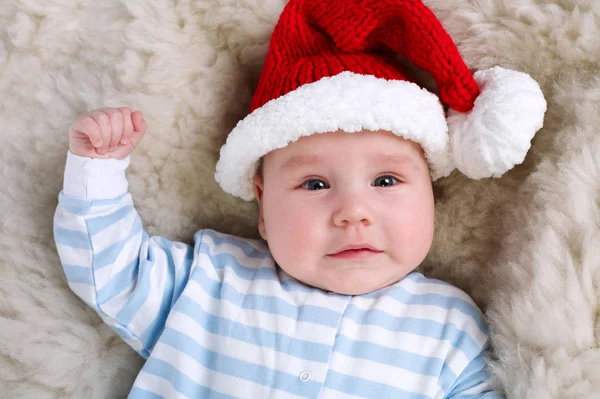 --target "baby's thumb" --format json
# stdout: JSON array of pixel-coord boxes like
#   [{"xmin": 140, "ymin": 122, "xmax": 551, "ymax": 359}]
[
  {"xmin": 128, "ymin": 111, "xmax": 147, "ymax": 146},
  {"xmin": 131, "ymin": 111, "xmax": 147, "ymax": 134}
]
